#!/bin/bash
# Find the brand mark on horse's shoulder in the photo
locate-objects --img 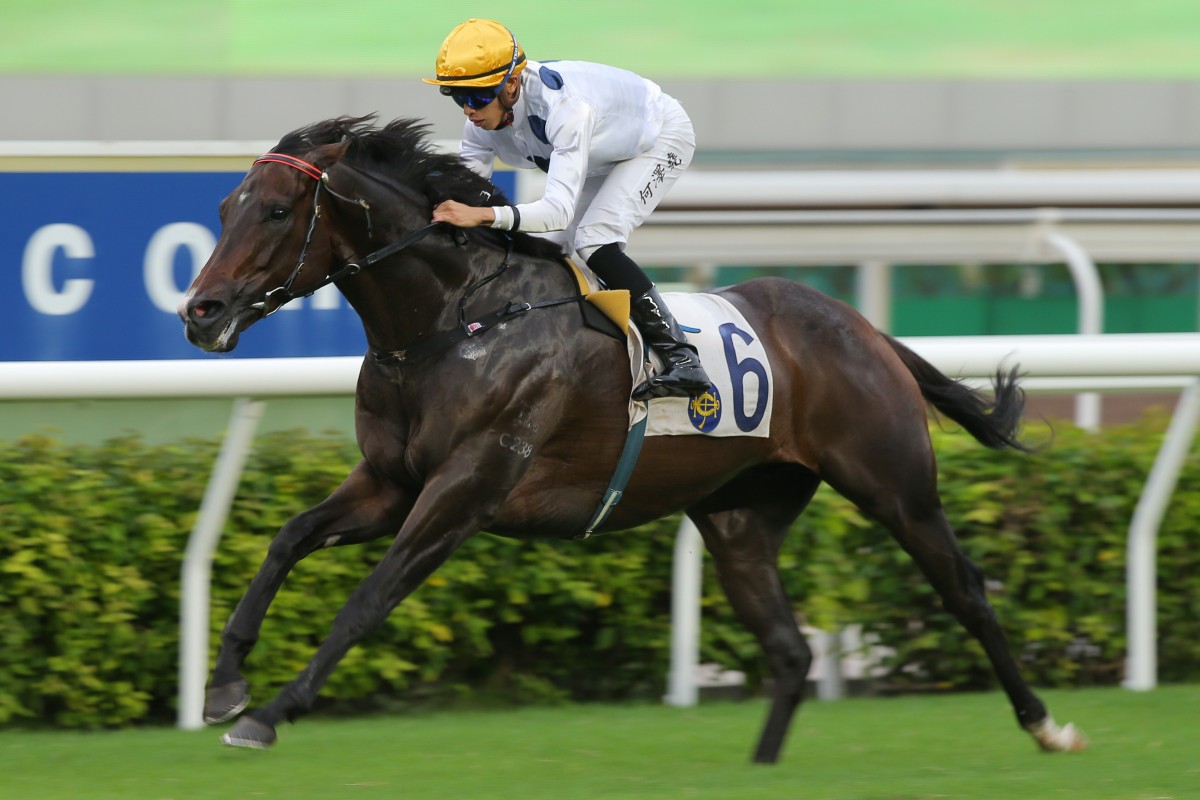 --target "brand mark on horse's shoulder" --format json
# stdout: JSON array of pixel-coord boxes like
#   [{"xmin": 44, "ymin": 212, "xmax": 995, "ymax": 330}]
[{"xmin": 499, "ymin": 433, "xmax": 534, "ymax": 459}]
